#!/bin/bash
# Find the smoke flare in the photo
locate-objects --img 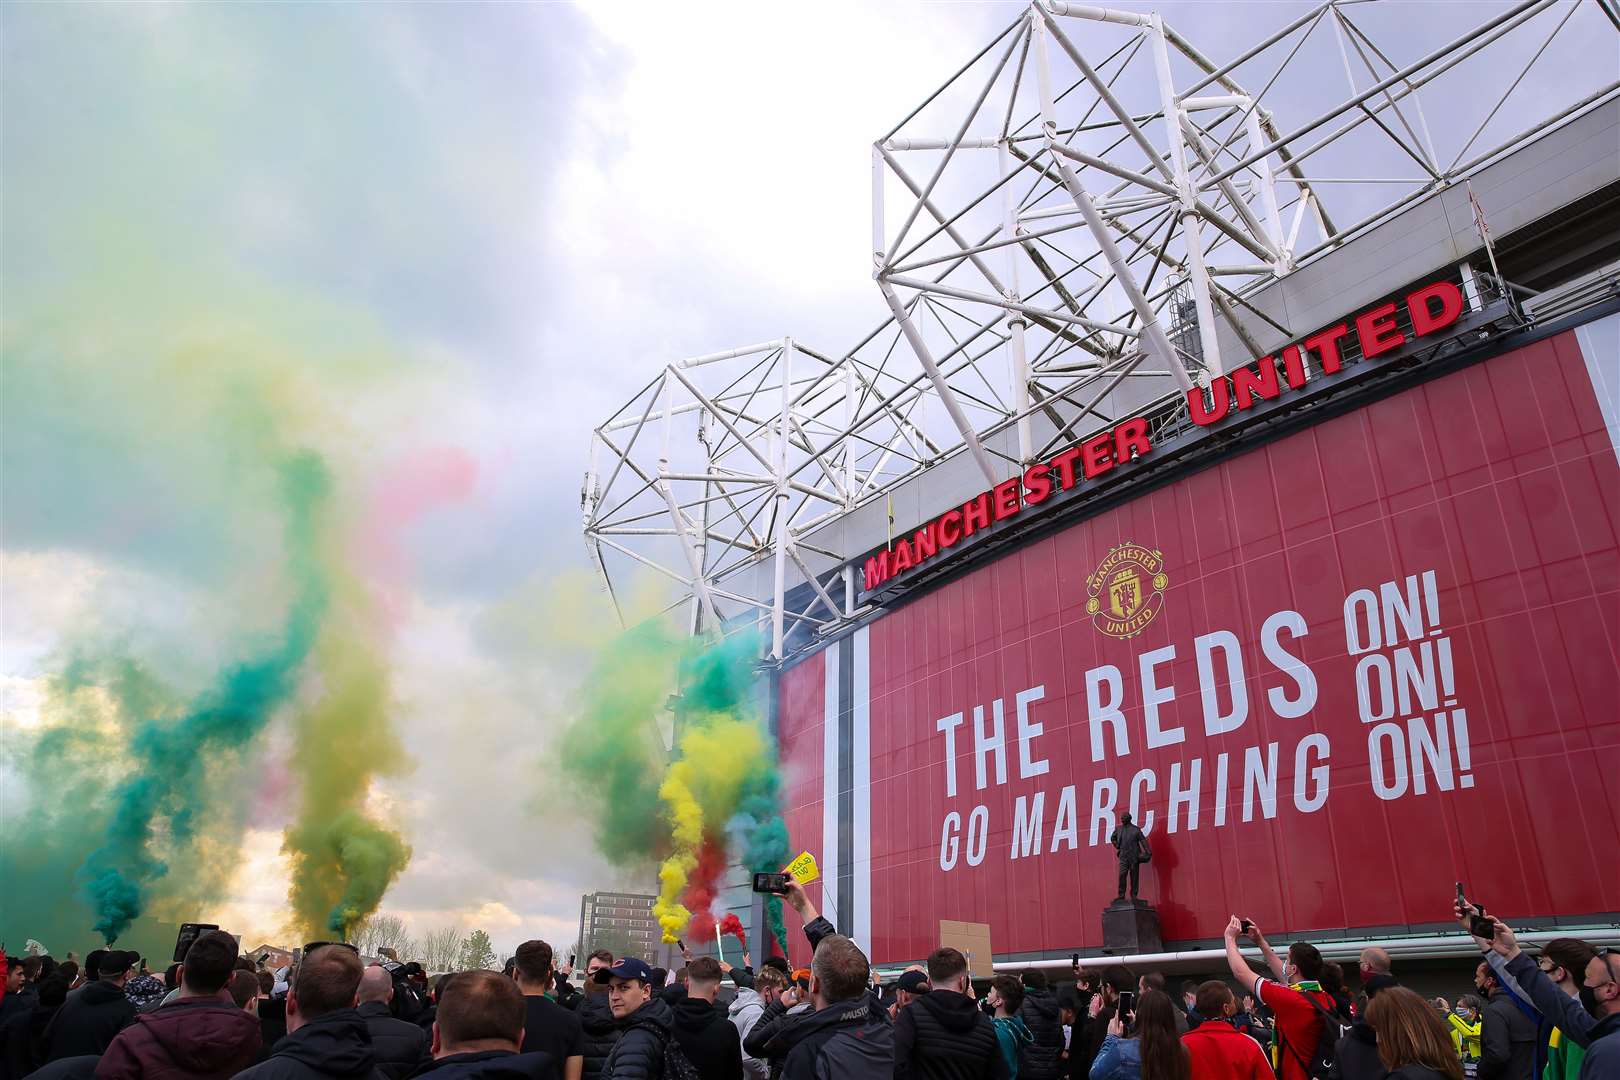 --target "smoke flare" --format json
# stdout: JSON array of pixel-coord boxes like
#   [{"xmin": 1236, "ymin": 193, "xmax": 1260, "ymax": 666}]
[{"xmin": 77, "ymin": 452, "xmax": 333, "ymax": 942}]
